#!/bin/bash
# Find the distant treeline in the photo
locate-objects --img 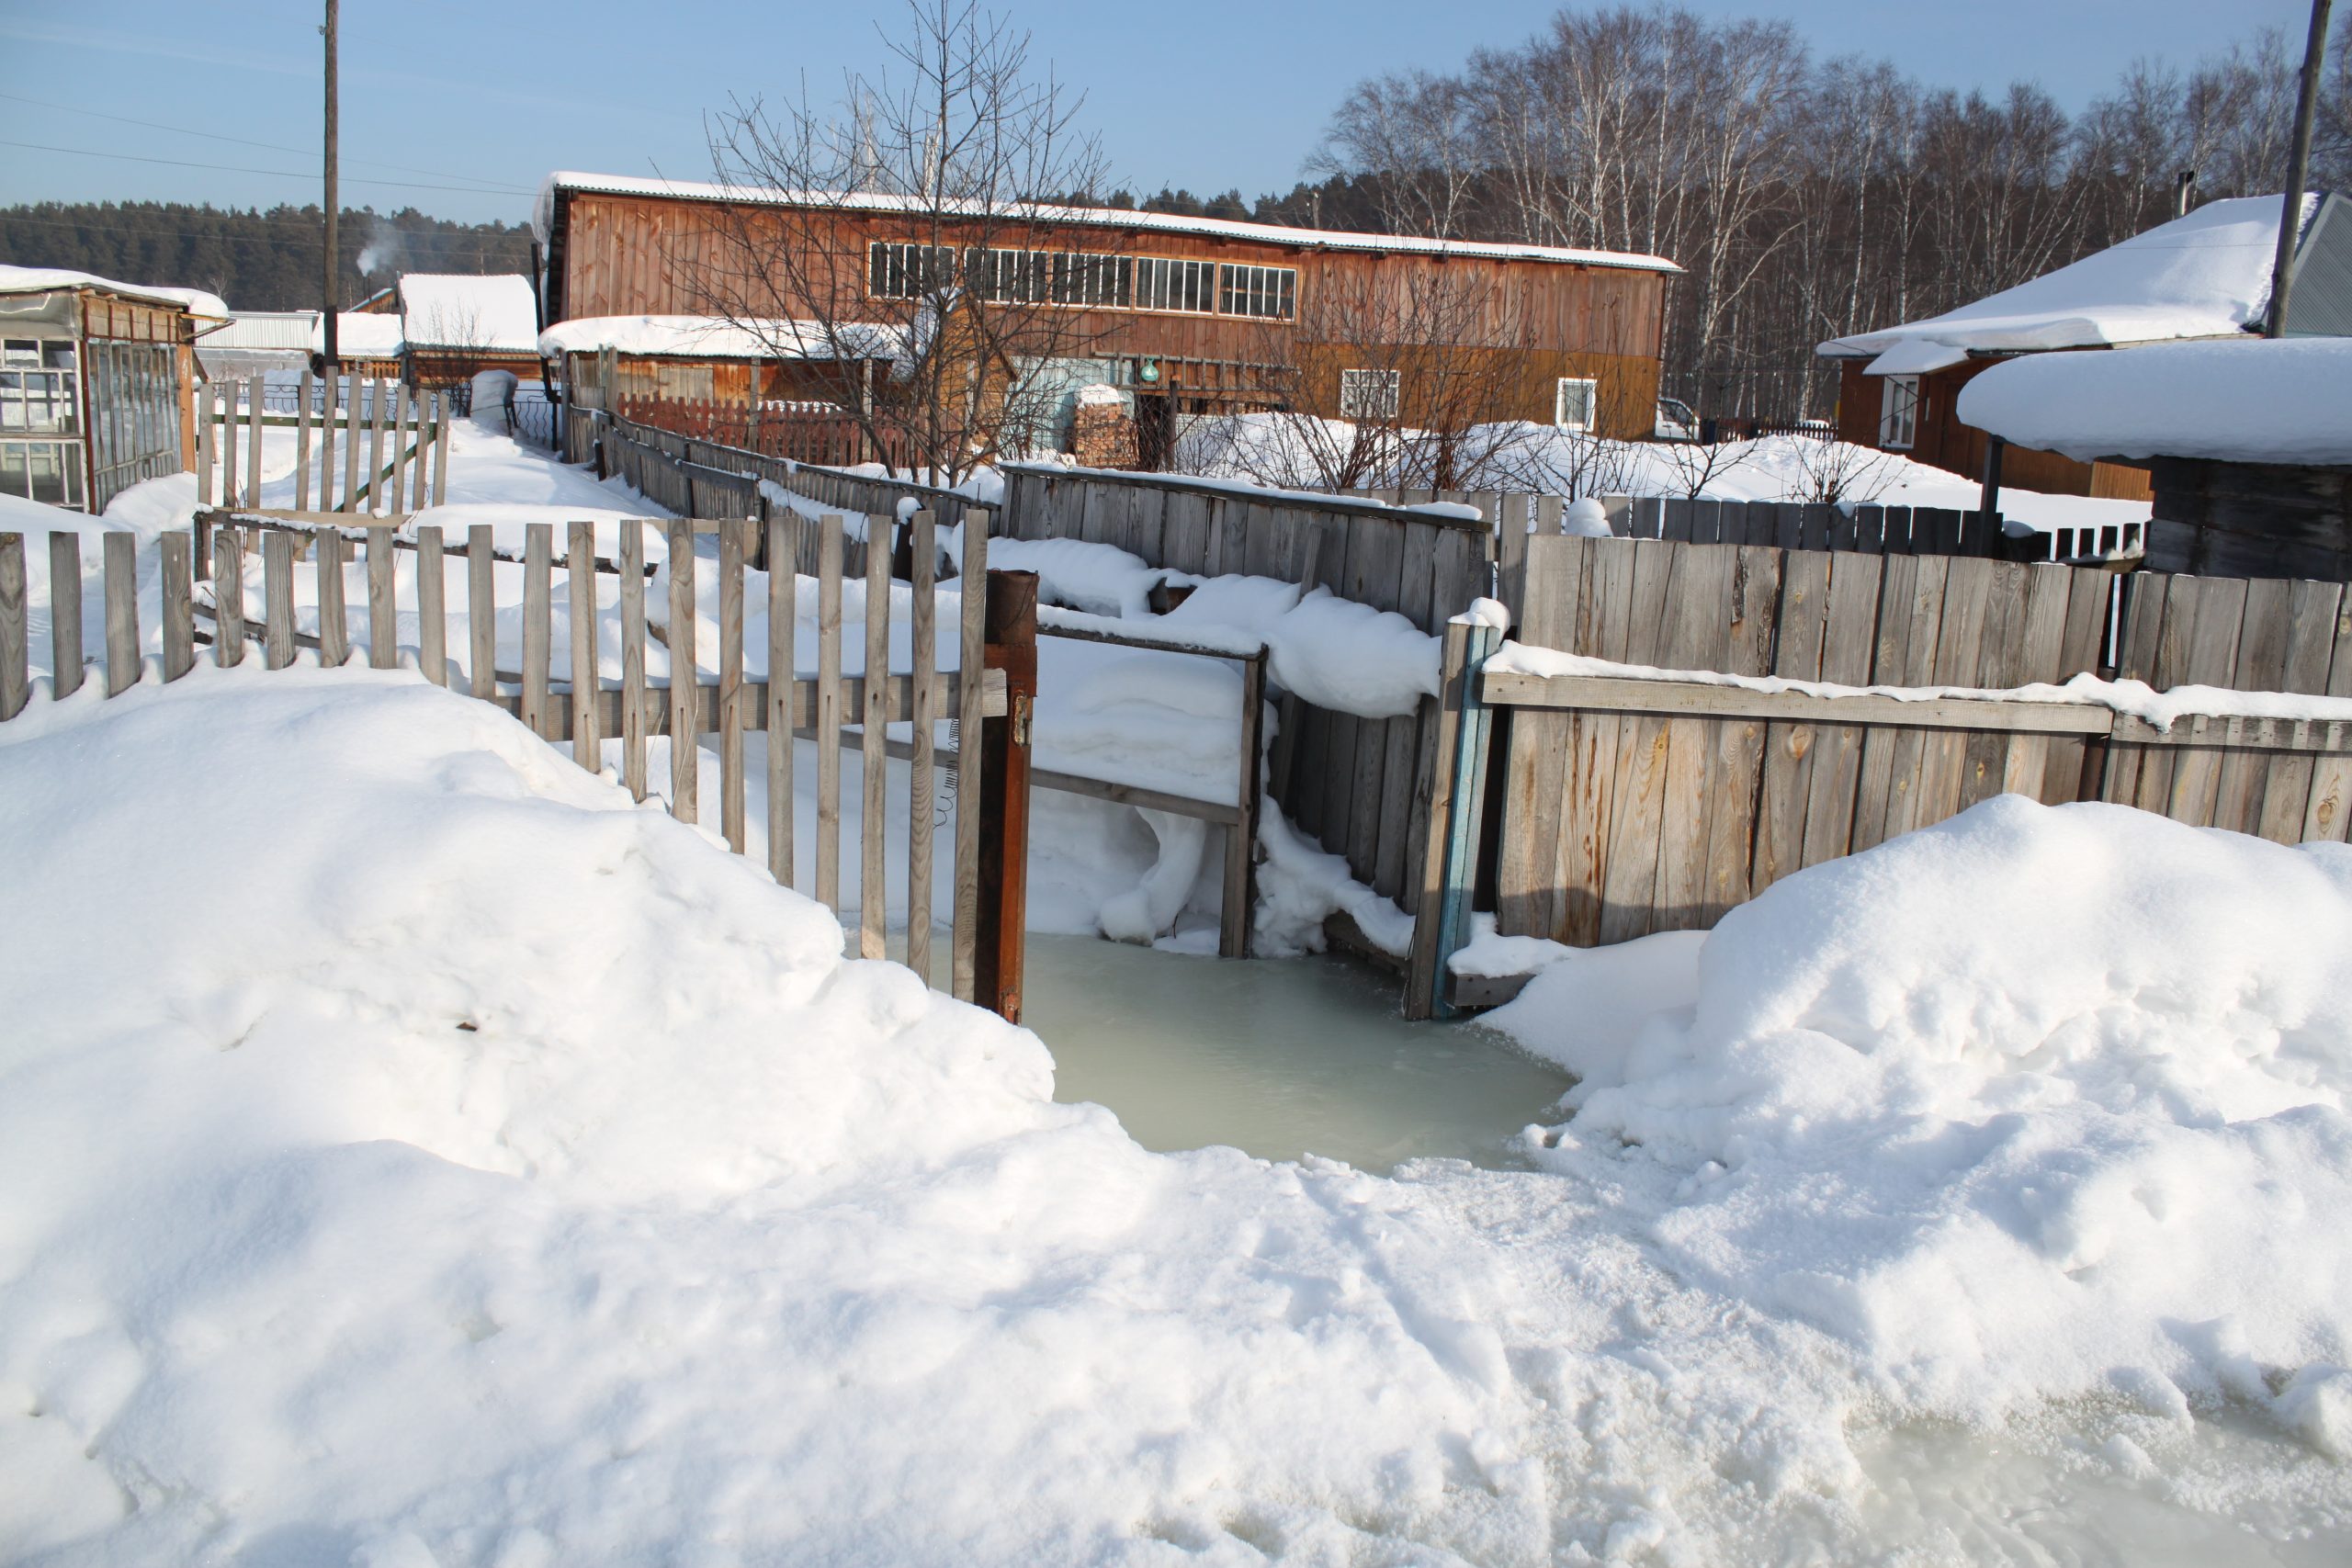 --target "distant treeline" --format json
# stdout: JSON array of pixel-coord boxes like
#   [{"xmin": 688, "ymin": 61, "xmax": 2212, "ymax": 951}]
[{"xmin": 0, "ymin": 202, "xmax": 536, "ymax": 311}]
